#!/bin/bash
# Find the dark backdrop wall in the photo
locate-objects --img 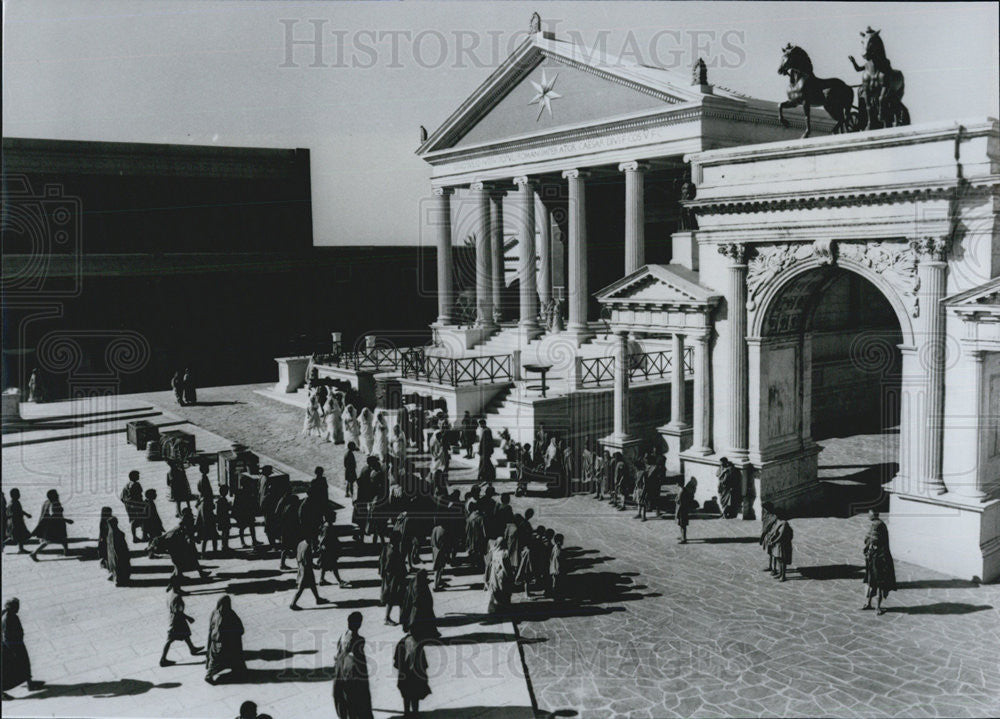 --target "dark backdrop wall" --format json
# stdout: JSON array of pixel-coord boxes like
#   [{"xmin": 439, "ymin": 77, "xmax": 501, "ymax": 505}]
[{"xmin": 2, "ymin": 138, "xmax": 446, "ymax": 399}]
